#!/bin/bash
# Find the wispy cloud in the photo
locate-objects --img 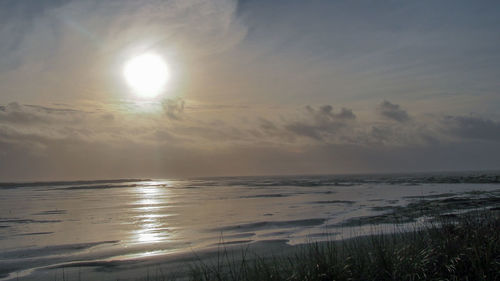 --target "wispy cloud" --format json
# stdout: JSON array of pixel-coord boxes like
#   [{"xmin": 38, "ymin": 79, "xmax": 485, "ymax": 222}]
[{"xmin": 0, "ymin": 0, "xmax": 247, "ymax": 102}]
